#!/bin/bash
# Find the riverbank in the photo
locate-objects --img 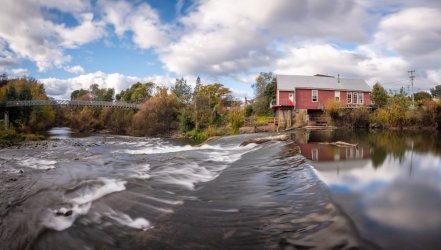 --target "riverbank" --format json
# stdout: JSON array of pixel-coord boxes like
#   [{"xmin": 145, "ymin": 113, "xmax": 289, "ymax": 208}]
[{"xmin": 0, "ymin": 130, "xmax": 46, "ymax": 148}]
